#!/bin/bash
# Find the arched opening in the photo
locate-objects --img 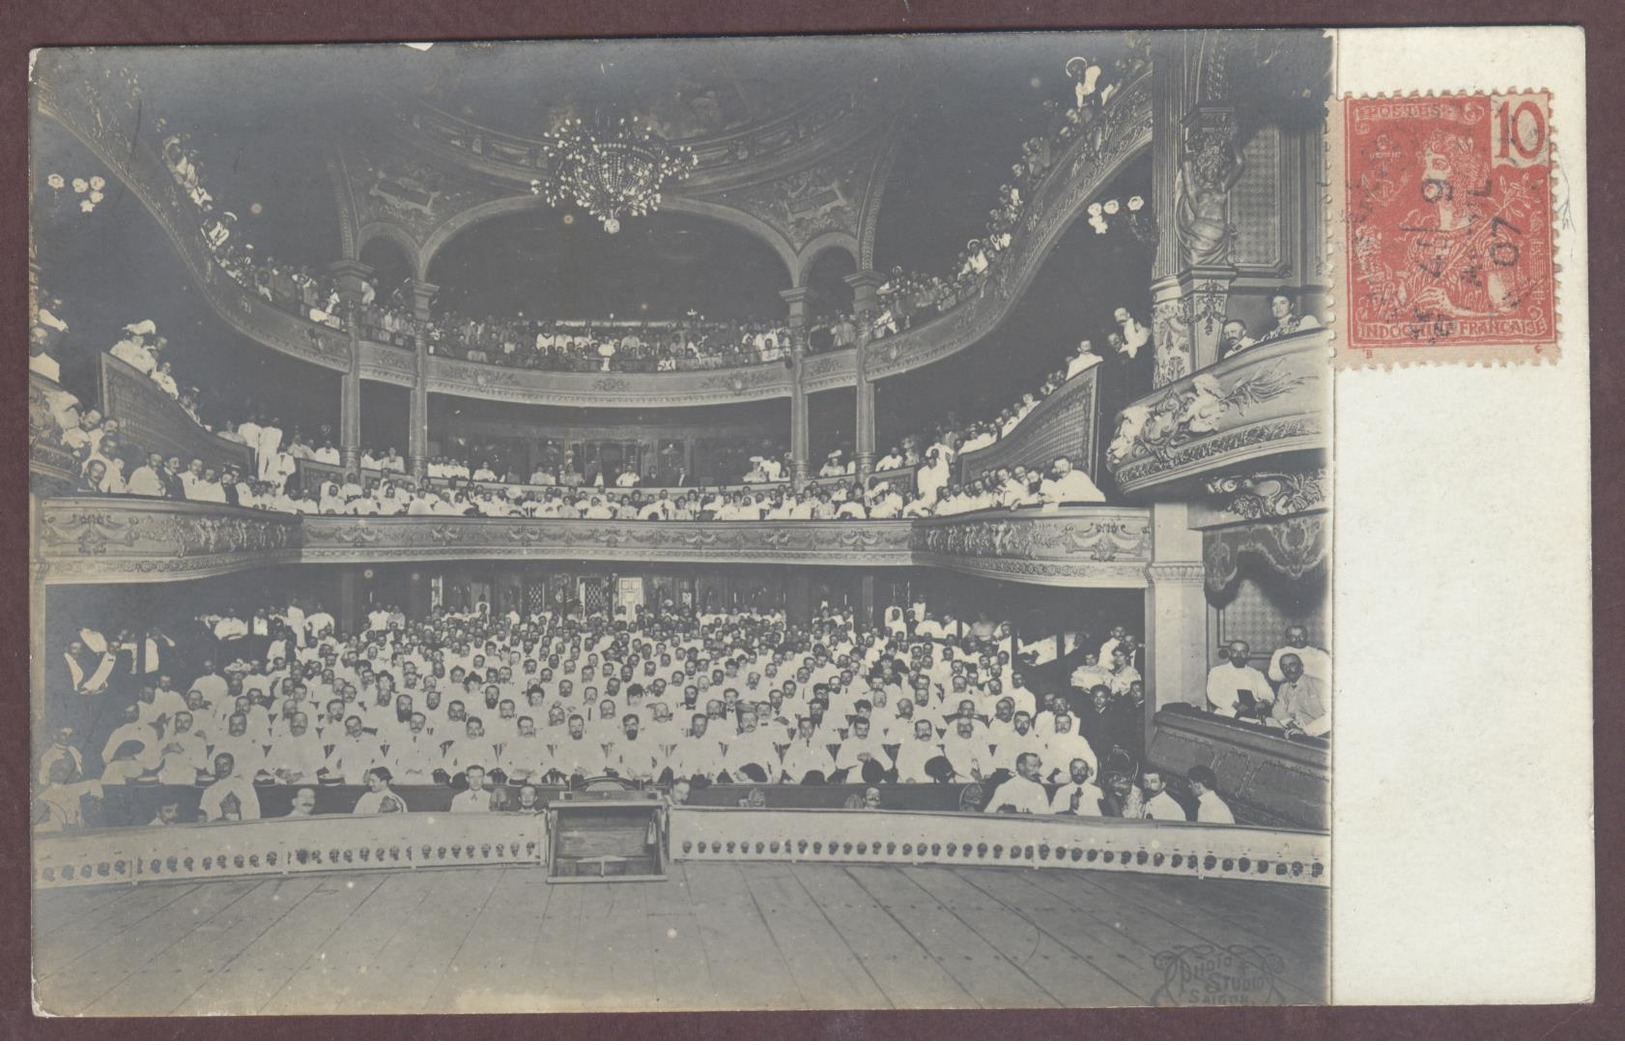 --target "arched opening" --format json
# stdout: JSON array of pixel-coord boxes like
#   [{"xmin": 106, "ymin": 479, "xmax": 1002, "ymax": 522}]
[
  {"xmin": 358, "ymin": 232, "xmax": 418, "ymax": 296},
  {"xmin": 801, "ymin": 245, "xmax": 857, "ymax": 322}
]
